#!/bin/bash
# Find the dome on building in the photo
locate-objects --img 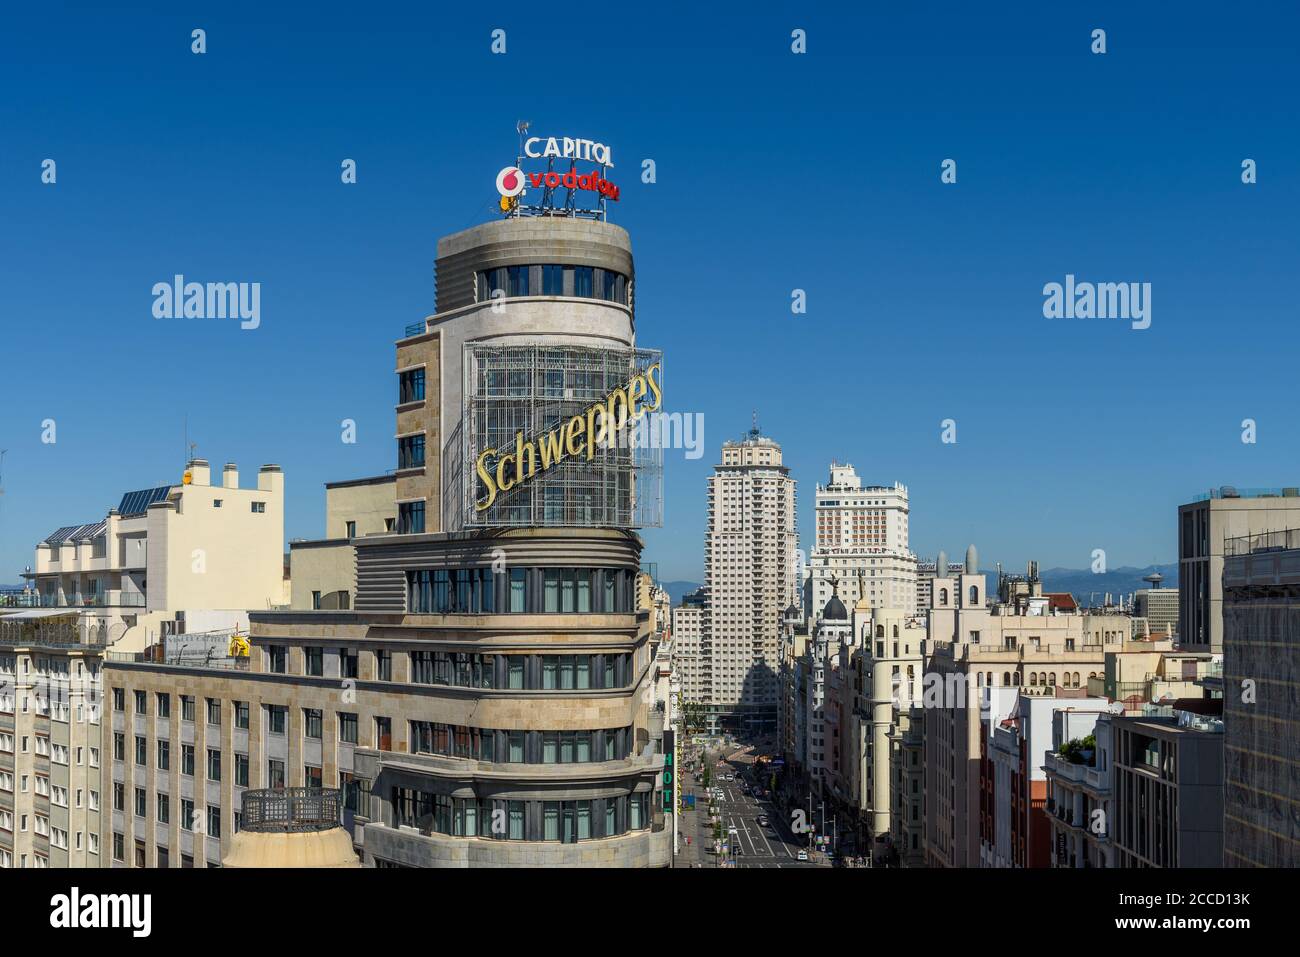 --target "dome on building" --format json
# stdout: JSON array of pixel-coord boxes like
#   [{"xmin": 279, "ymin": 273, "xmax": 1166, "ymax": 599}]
[
  {"xmin": 965, "ymin": 544, "xmax": 978, "ymax": 575},
  {"xmin": 784, "ymin": 602, "xmax": 801, "ymax": 621},
  {"xmin": 821, "ymin": 579, "xmax": 848, "ymax": 621},
  {"xmin": 221, "ymin": 788, "xmax": 361, "ymax": 869}
]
